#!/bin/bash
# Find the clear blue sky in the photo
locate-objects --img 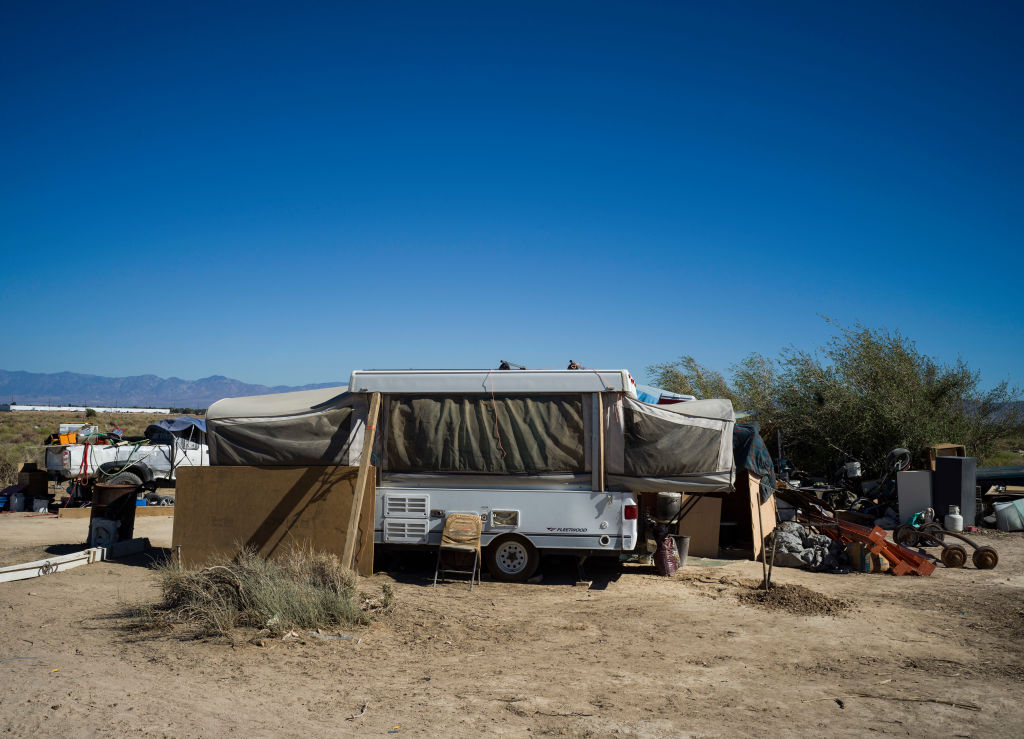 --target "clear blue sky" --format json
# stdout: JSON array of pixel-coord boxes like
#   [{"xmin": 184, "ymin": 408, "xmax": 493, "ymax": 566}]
[{"xmin": 2, "ymin": 1, "xmax": 1021, "ymax": 388}]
